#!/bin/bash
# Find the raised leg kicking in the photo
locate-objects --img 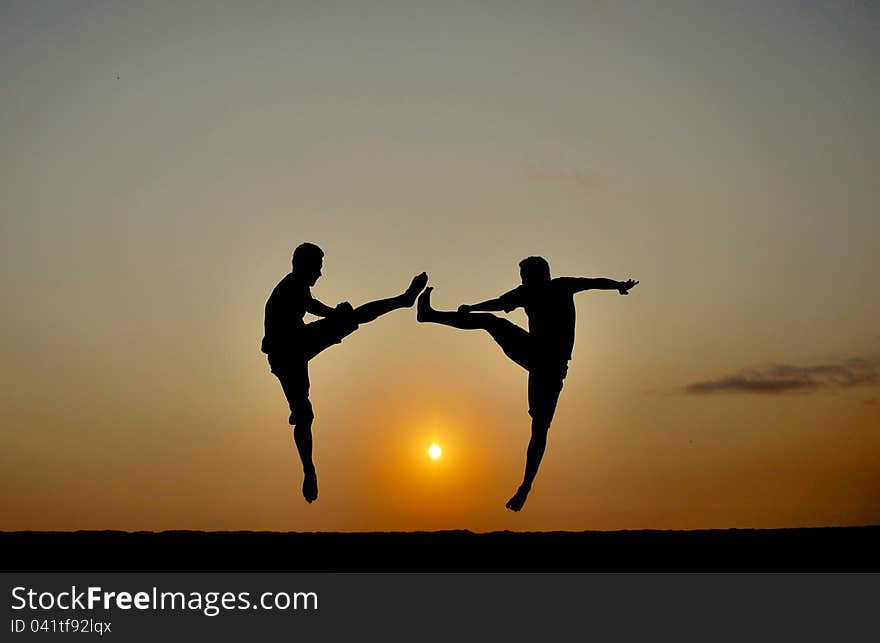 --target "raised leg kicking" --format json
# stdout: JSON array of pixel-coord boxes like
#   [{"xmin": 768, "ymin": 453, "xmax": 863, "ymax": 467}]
[
  {"xmin": 262, "ymin": 242, "xmax": 427, "ymax": 503},
  {"xmin": 417, "ymin": 255, "xmax": 637, "ymax": 511}
]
